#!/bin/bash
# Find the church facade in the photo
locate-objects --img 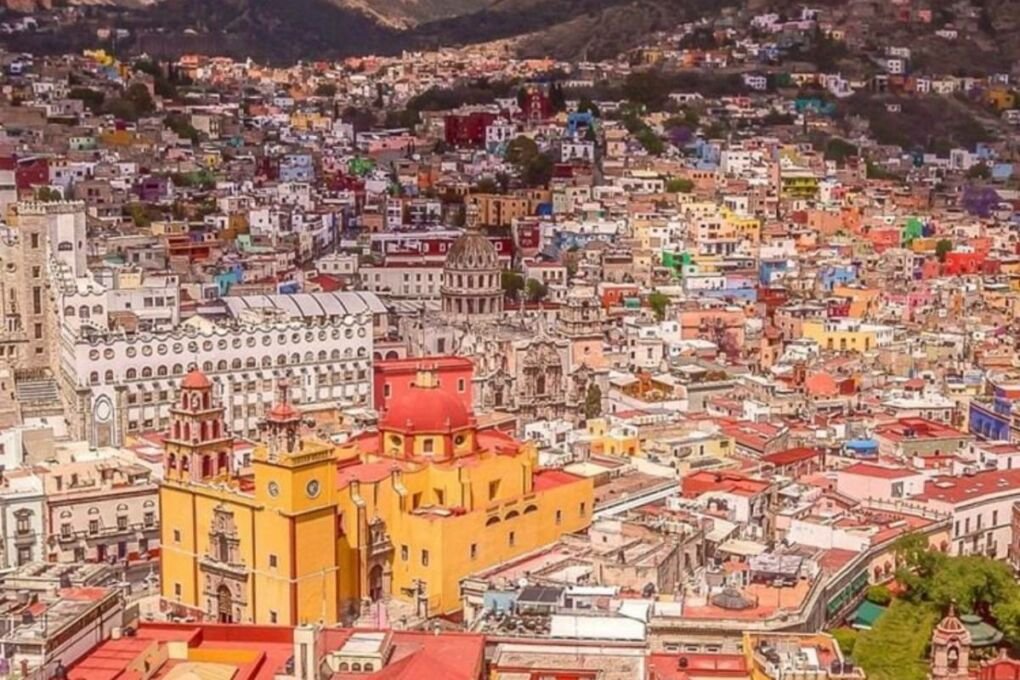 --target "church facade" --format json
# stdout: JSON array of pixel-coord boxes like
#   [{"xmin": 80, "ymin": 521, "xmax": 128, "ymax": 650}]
[
  {"xmin": 400, "ymin": 228, "xmax": 609, "ymax": 428},
  {"xmin": 160, "ymin": 368, "xmax": 594, "ymax": 624}
]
